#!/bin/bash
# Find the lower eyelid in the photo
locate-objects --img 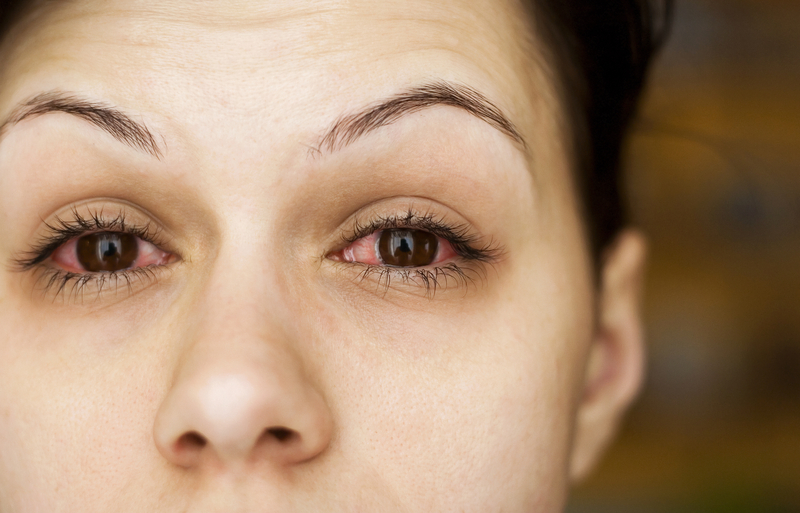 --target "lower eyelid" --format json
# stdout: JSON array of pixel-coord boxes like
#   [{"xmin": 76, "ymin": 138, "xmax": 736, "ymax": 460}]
[
  {"xmin": 29, "ymin": 265, "xmax": 167, "ymax": 305},
  {"xmin": 336, "ymin": 261, "xmax": 486, "ymax": 299}
]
